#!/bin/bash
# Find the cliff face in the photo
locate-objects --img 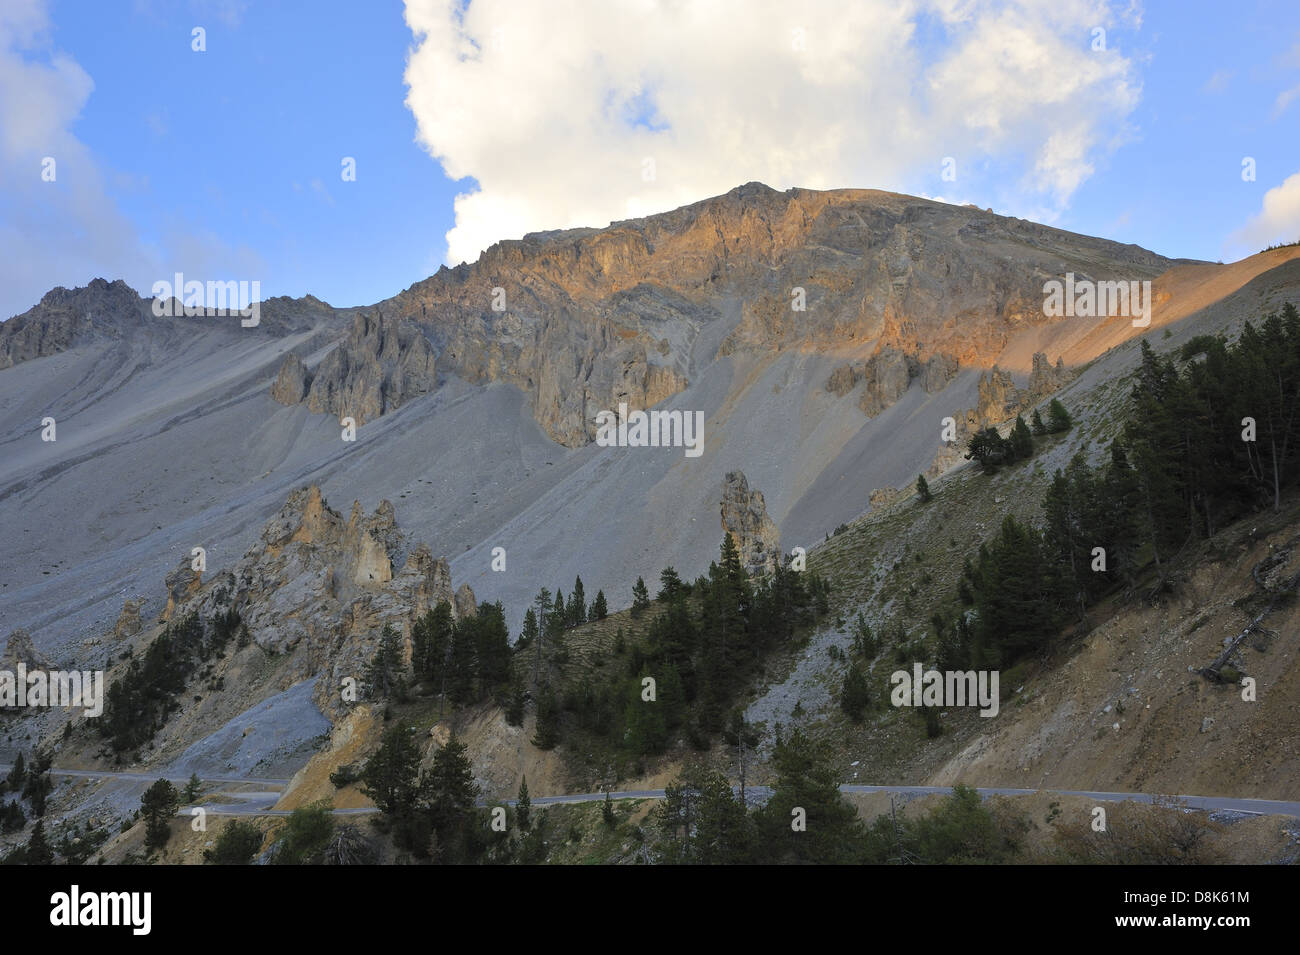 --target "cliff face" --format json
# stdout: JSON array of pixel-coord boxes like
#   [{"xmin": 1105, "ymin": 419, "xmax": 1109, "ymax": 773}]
[
  {"xmin": 271, "ymin": 311, "xmax": 437, "ymax": 424},
  {"xmin": 0, "ymin": 279, "xmax": 151, "ymax": 369},
  {"xmin": 826, "ymin": 347, "xmax": 961, "ymax": 417},
  {"xmin": 3, "ymin": 186, "xmax": 1173, "ymax": 450},
  {"xmin": 373, "ymin": 183, "xmax": 1172, "ymax": 445}
]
